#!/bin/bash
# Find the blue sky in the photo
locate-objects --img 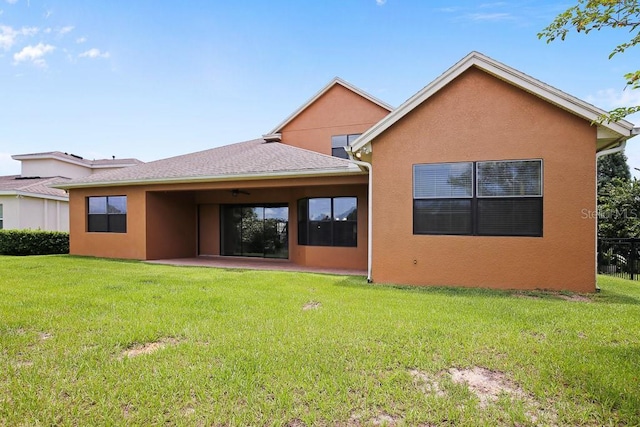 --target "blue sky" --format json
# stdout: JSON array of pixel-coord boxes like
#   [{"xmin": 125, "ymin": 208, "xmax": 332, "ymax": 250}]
[{"xmin": 1, "ymin": 0, "xmax": 639, "ymax": 176}]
